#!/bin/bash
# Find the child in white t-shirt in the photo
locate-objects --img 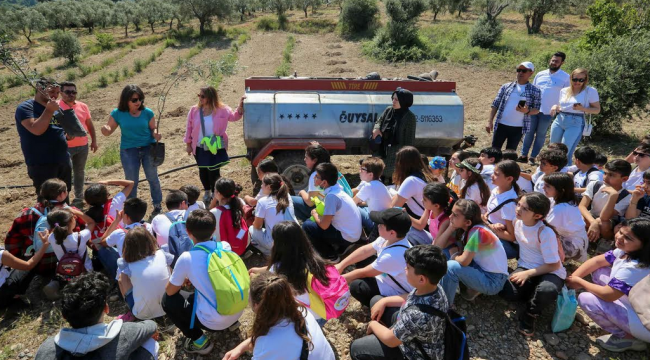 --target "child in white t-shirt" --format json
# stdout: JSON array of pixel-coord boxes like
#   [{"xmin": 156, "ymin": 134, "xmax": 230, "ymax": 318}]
[
  {"xmin": 570, "ymin": 147, "xmax": 602, "ymax": 199},
  {"xmin": 250, "ymin": 174, "xmax": 297, "ymax": 256},
  {"xmin": 543, "ymin": 172, "xmax": 589, "ymax": 262},
  {"xmin": 580, "ymin": 160, "xmax": 632, "ymax": 241},
  {"xmin": 152, "ymin": 190, "xmax": 190, "ymax": 248},
  {"xmin": 533, "ymin": 149, "xmax": 568, "ymax": 195},
  {"xmin": 354, "ymin": 157, "xmax": 391, "ymax": 231},
  {"xmin": 485, "ymin": 160, "xmax": 520, "ymax": 259},
  {"xmin": 479, "ymin": 147, "xmax": 502, "ymax": 190},
  {"xmin": 335, "ymin": 208, "xmax": 414, "ymax": 308},
  {"xmin": 456, "ymin": 158, "xmax": 491, "ymax": 213},
  {"xmin": 500, "ymin": 192, "xmax": 566, "ymax": 337},
  {"xmin": 438, "ymin": 199, "xmax": 509, "ymax": 305},
  {"xmin": 99, "ymin": 198, "xmax": 153, "ymax": 258},
  {"xmin": 502, "ymin": 149, "xmax": 533, "ymax": 193},
  {"xmin": 391, "ymin": 146, "xmax": 435, "ymax": 219},
  {"xmin": 47, "ymin": 208, "xmax": 97, "ymax": 274},
  {"xmin": 292, "ymin": 143, "xmax": 331, "ymax": 221},
  {"xmin": 567, "ymin": 218, "xmax": 650, "ymax": 352},
  {"xmin": 180, "ymin": 185, "xmax": 206, "ymax": 212},
  {"xmin": 224, "ymin": 272, "xmax": 335, "ymax": 360},
  {"xmin": 625, "ymin": 143, "xmax": 650, "ymax": 191},
  {"xmin": 117, "ymin": 226, "xmax": 172, "ymax": 322},
  {"xmin": 163, "ymin": 209, "xmax": 242, "ymax": 355},
  {"xmin": 447, "ymin": 150, "xmax": 470, "ymax": 196}
]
